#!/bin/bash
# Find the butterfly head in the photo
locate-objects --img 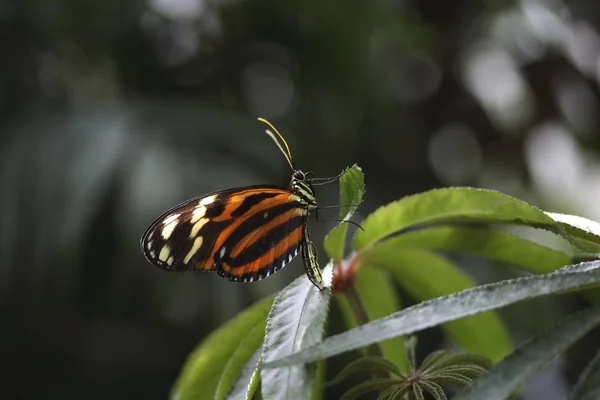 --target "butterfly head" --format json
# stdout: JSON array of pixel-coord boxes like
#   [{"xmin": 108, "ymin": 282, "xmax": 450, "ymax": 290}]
[
  {"xmin": 292, "ymin": 170, "xmax": 316, "ymax": 182},
  {"xmin": 291, "ymin": 169, "xmax": 317, "ymax": 207}
]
